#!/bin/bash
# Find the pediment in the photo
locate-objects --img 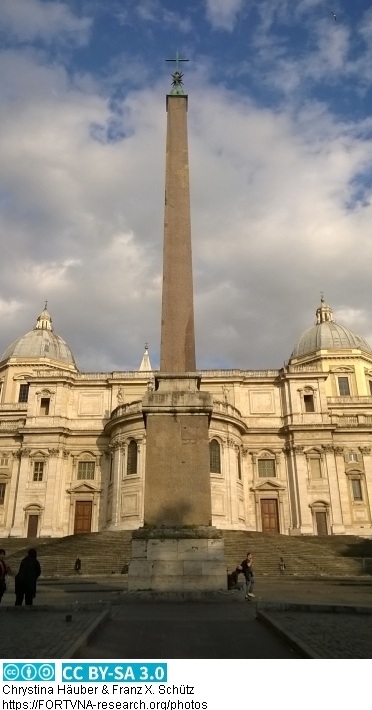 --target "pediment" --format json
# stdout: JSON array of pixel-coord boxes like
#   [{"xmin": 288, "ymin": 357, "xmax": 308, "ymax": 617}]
[
  {"xmin": 67, "ymin": 482, "xmax": 101, "ymax": 494},
  {"xmin": 250, "ymin": 478, "xmax": 286, "ymax": 492}
]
